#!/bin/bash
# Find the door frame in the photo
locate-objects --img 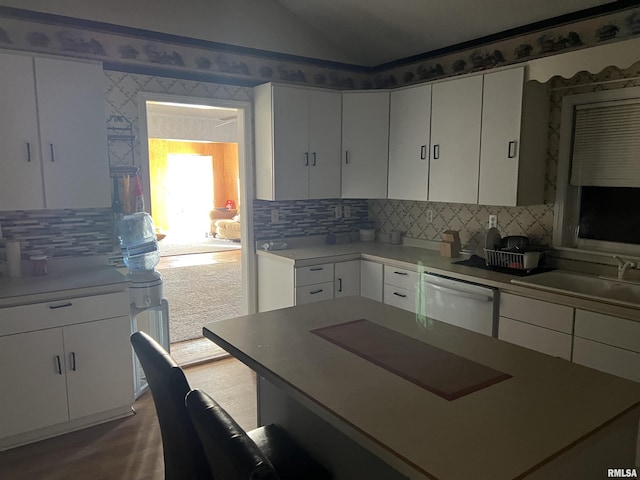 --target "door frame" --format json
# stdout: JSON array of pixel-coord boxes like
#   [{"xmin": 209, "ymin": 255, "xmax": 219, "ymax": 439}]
[{"xmin": 137, "ymin": 92, "xmax": 257, "ymax": 315}]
